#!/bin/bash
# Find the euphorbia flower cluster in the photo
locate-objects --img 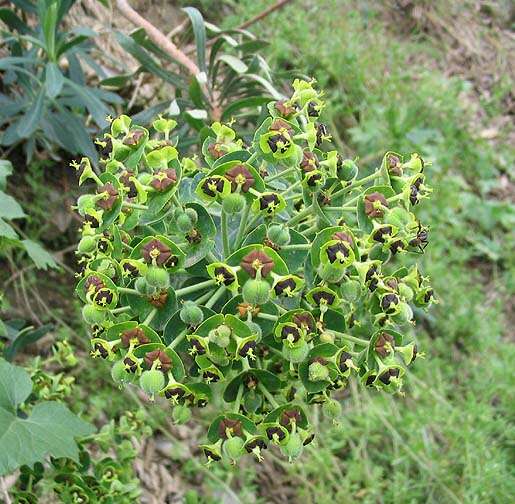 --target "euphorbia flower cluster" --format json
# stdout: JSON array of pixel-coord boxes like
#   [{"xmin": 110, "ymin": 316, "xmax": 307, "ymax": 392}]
[{"xmin": 74, "ymin": 79, "xmax": 434, "ymax": 464}]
